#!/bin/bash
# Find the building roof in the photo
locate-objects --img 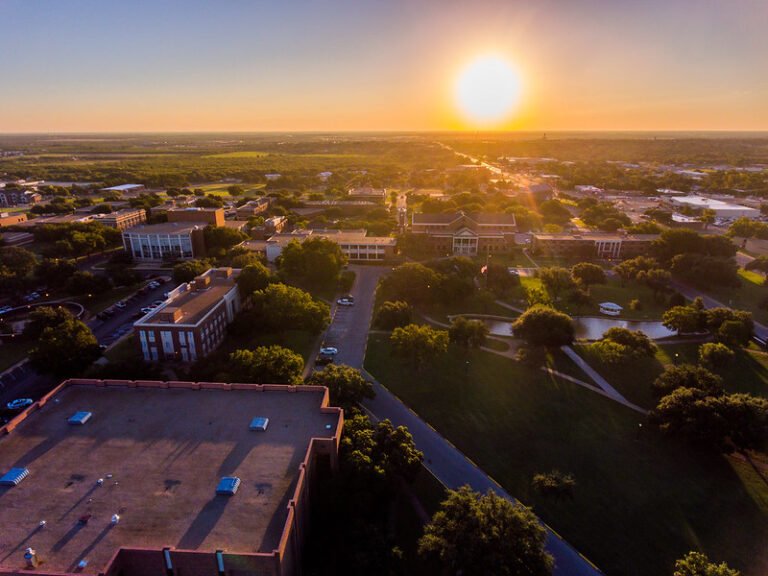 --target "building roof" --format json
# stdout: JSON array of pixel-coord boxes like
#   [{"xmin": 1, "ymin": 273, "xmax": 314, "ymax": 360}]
[
  {"xmin": 123, "ymin": 221, "xmax": 205, "ymax": 235},
  {"xmin": 139, "ymin": 268, "xmax": 240, "ymax": 326},
  {"xmin": 669, "ymin": 195, "xmax": 759, "ymax": 213},
  {"xmin": 0, "ymin": 380, "xmax": 341, "ymax": 575},
  {"xmin": 533, "ymin": 233, "xmax": 659, "ymax": 241},
  {"xmin": 412, "ymin": 212, "xmax": 517, "ymax": 225},
  {"xmin": 266, "ymin": 229, "xmax": 396, "ymax": 246}
]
